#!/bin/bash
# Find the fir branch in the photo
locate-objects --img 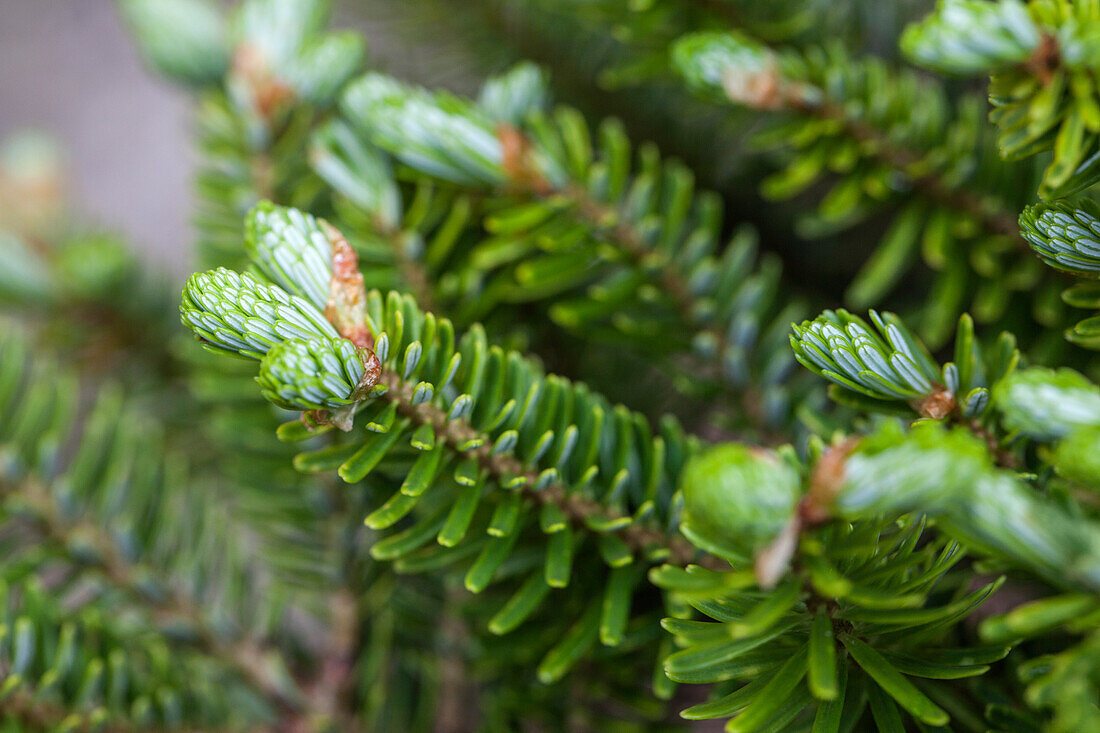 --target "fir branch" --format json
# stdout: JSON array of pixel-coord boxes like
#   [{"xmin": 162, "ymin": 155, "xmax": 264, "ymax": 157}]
[
  {"xmin": 674, "ymin": 31, "xmax": 1027, "ymax": 247},
  {"xmin": 515, "ymin": 139, "xmax": 794, "ymax": 435},
  {"xmin": 181, "ymin": 201, "xmax": 726, "ymax": 691},
  {"xmin": 339, "ymin": 72, "xmax": 805, "ymax": 435},
  {"xmin": 0, "ymin": 689, "xmax": 229, "ymax": 733},
  {"xmin": 792, "ymin": 307, "xmax": 1021, "ymax": 467},
  {"xmin": 810, "ymin": 103, "xmax": 1024, "ymax": 243},
  {"xmin": 184, "ymin": 202, "xmax": 718, "ymax": 570},
  {"xmin": 902, "ymin": 0, "xmax": 1100, "ymax": 200},
  {"xmin": 0, "ymin": 474, "xmax": 304, "ymax": 720},
  {"xmin": 377, "ymin": 368, "xmax": 712, "ymax": 568},
  {"xmin": 549, "ymin": 181, "xmax": 782, "ymax": 436}
]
